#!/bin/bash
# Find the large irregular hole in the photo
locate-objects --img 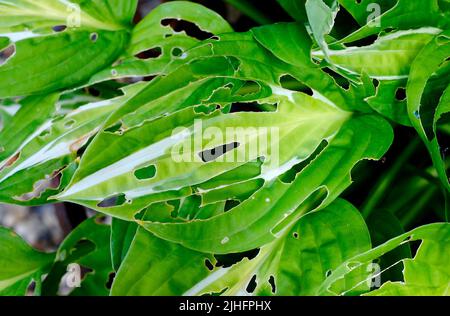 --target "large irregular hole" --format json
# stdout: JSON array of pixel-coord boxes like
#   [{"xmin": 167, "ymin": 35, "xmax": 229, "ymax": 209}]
[
  {"xmin": 134, "ymin": 164, "xmax": 156, "ymax": 180},
  {"xmin": 280, "ymin": 140, "xmax": 328, "ymax": 183},
  {"xmin": 343, "ymin": 34, "xmax": 378, "ymax": 47},
  {"xmin": 279, "ymin": 75, "xmax": 312, "ymax": 95},
  {"xmin": 246, "ymin": 275, "xmax": 257, "ymax": 293},
  {"xmin": 161, "ymin": 18, "xmax": 214, "ymax": 40},
  {"xmin": 215, "ymin": 248, "xmax": 260, "ymax": 268},
  {"xmin": 268, "ymin": 275, "xmax": 276, "ymax": 294},
  {"xmin": 323, "ymin": 67, "xmax": 350, "ymax": 90},
  {"xmin": 135, "ymin": 47, "xmax": 162, "ymax": 60},
  {"xmin": 198, "ymin": 142, "xmax": 240, "ymax": 162},
  {"xmin": 230, "ymin": 101, "xmax": 277, "ymax": 113},
  {"xmin": 14, "ymin": 170, "xmax": 62, "ymax": 202}
]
